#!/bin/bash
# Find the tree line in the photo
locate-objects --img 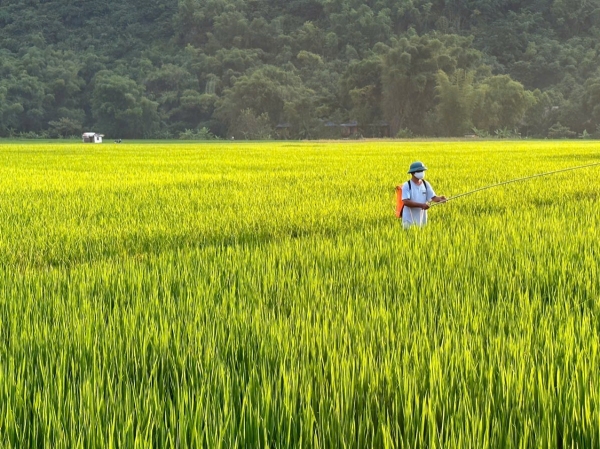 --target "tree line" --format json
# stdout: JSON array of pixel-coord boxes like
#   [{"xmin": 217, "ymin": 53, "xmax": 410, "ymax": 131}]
[{"xmin": 2, "ymin": 0, "xmax": 600, "ymax": 139}]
